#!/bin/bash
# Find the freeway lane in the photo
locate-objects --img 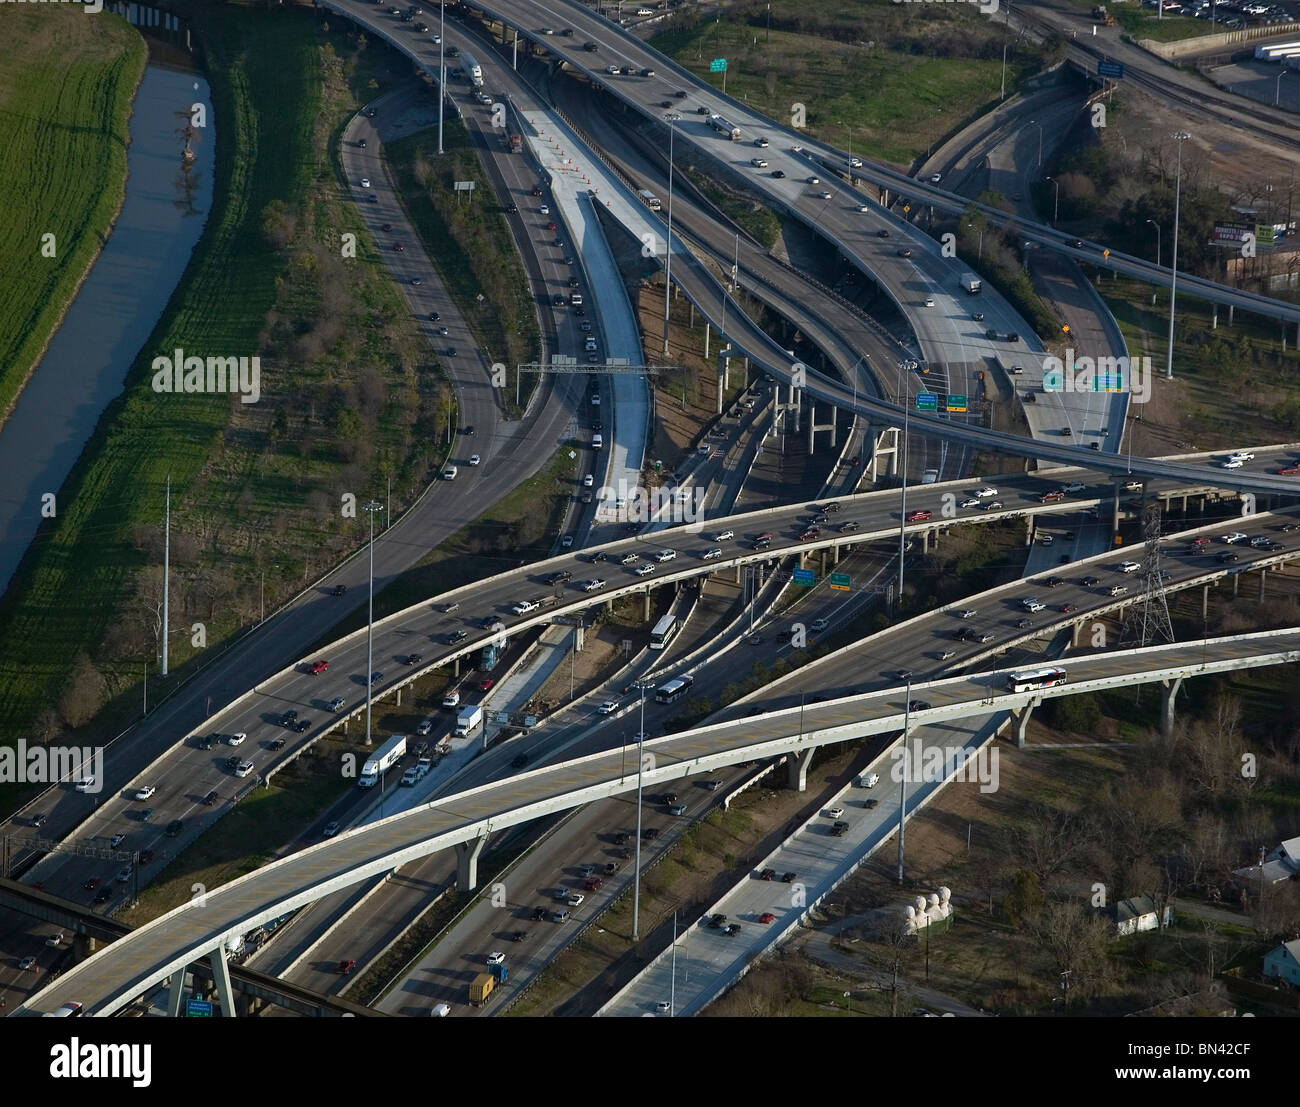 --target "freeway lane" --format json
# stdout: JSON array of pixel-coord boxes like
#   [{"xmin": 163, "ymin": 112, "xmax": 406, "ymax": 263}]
[
  {"xmin": 20, "ymin": 448, "xmax": 1300, "ymax": 895},
  {"xmin": 19, "ymin": 627, "xmax": 1300, "ymax": 1016}
]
